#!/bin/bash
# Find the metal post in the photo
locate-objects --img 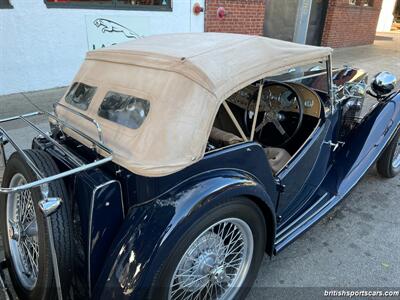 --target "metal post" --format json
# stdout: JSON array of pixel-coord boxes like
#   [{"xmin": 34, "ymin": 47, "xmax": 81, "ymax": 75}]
[
  {"xmin": 326, "ymin": 55, "xmax": 335, "ymax": 113},
  {"xmin": 293, "ymin": 0, "xmax": 312, "ymax": 44}
]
